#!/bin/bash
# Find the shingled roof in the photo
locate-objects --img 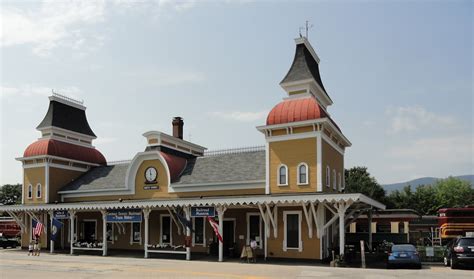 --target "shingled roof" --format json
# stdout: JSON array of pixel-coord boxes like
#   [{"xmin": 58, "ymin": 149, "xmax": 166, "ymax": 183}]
[
  {"xmin": 280, "ymin": 42, "xmax": 328, "ymax": 94},
  {"xmin": 37, "ymin": 100, "xmax": 96, "ymax": 137},
  {"xmin": 59, "ymin": 150, "xmax": 265, "ymax": 193}
]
